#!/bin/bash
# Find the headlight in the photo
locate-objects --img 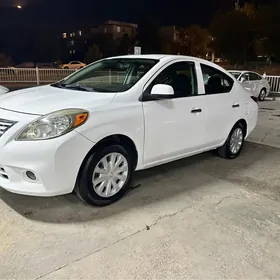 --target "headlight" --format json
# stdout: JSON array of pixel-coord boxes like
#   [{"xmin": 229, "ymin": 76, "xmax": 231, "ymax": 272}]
[{"xmin": 16, "ymin": 109, "xmax": 88, "ymax": 141}]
